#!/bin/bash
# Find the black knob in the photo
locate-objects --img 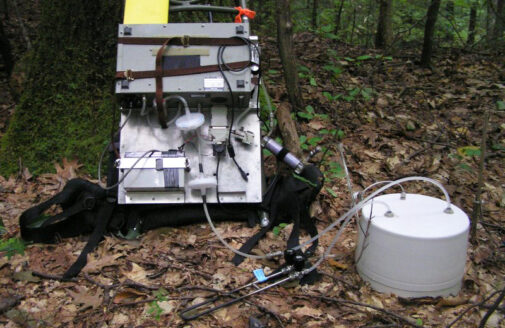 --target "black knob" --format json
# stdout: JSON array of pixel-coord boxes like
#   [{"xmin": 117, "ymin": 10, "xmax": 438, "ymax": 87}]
[{"xmin": 294, "ymin": 255, "xmax": 305, "ymax": 272}]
